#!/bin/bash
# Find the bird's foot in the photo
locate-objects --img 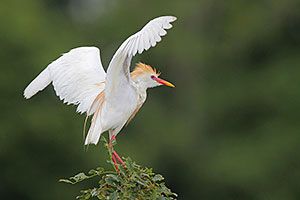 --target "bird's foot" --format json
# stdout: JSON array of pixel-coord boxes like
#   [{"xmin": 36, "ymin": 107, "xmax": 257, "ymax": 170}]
[{"xmin": 111, "ymin": 150, "xmax": 126, "ymax": 172}]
